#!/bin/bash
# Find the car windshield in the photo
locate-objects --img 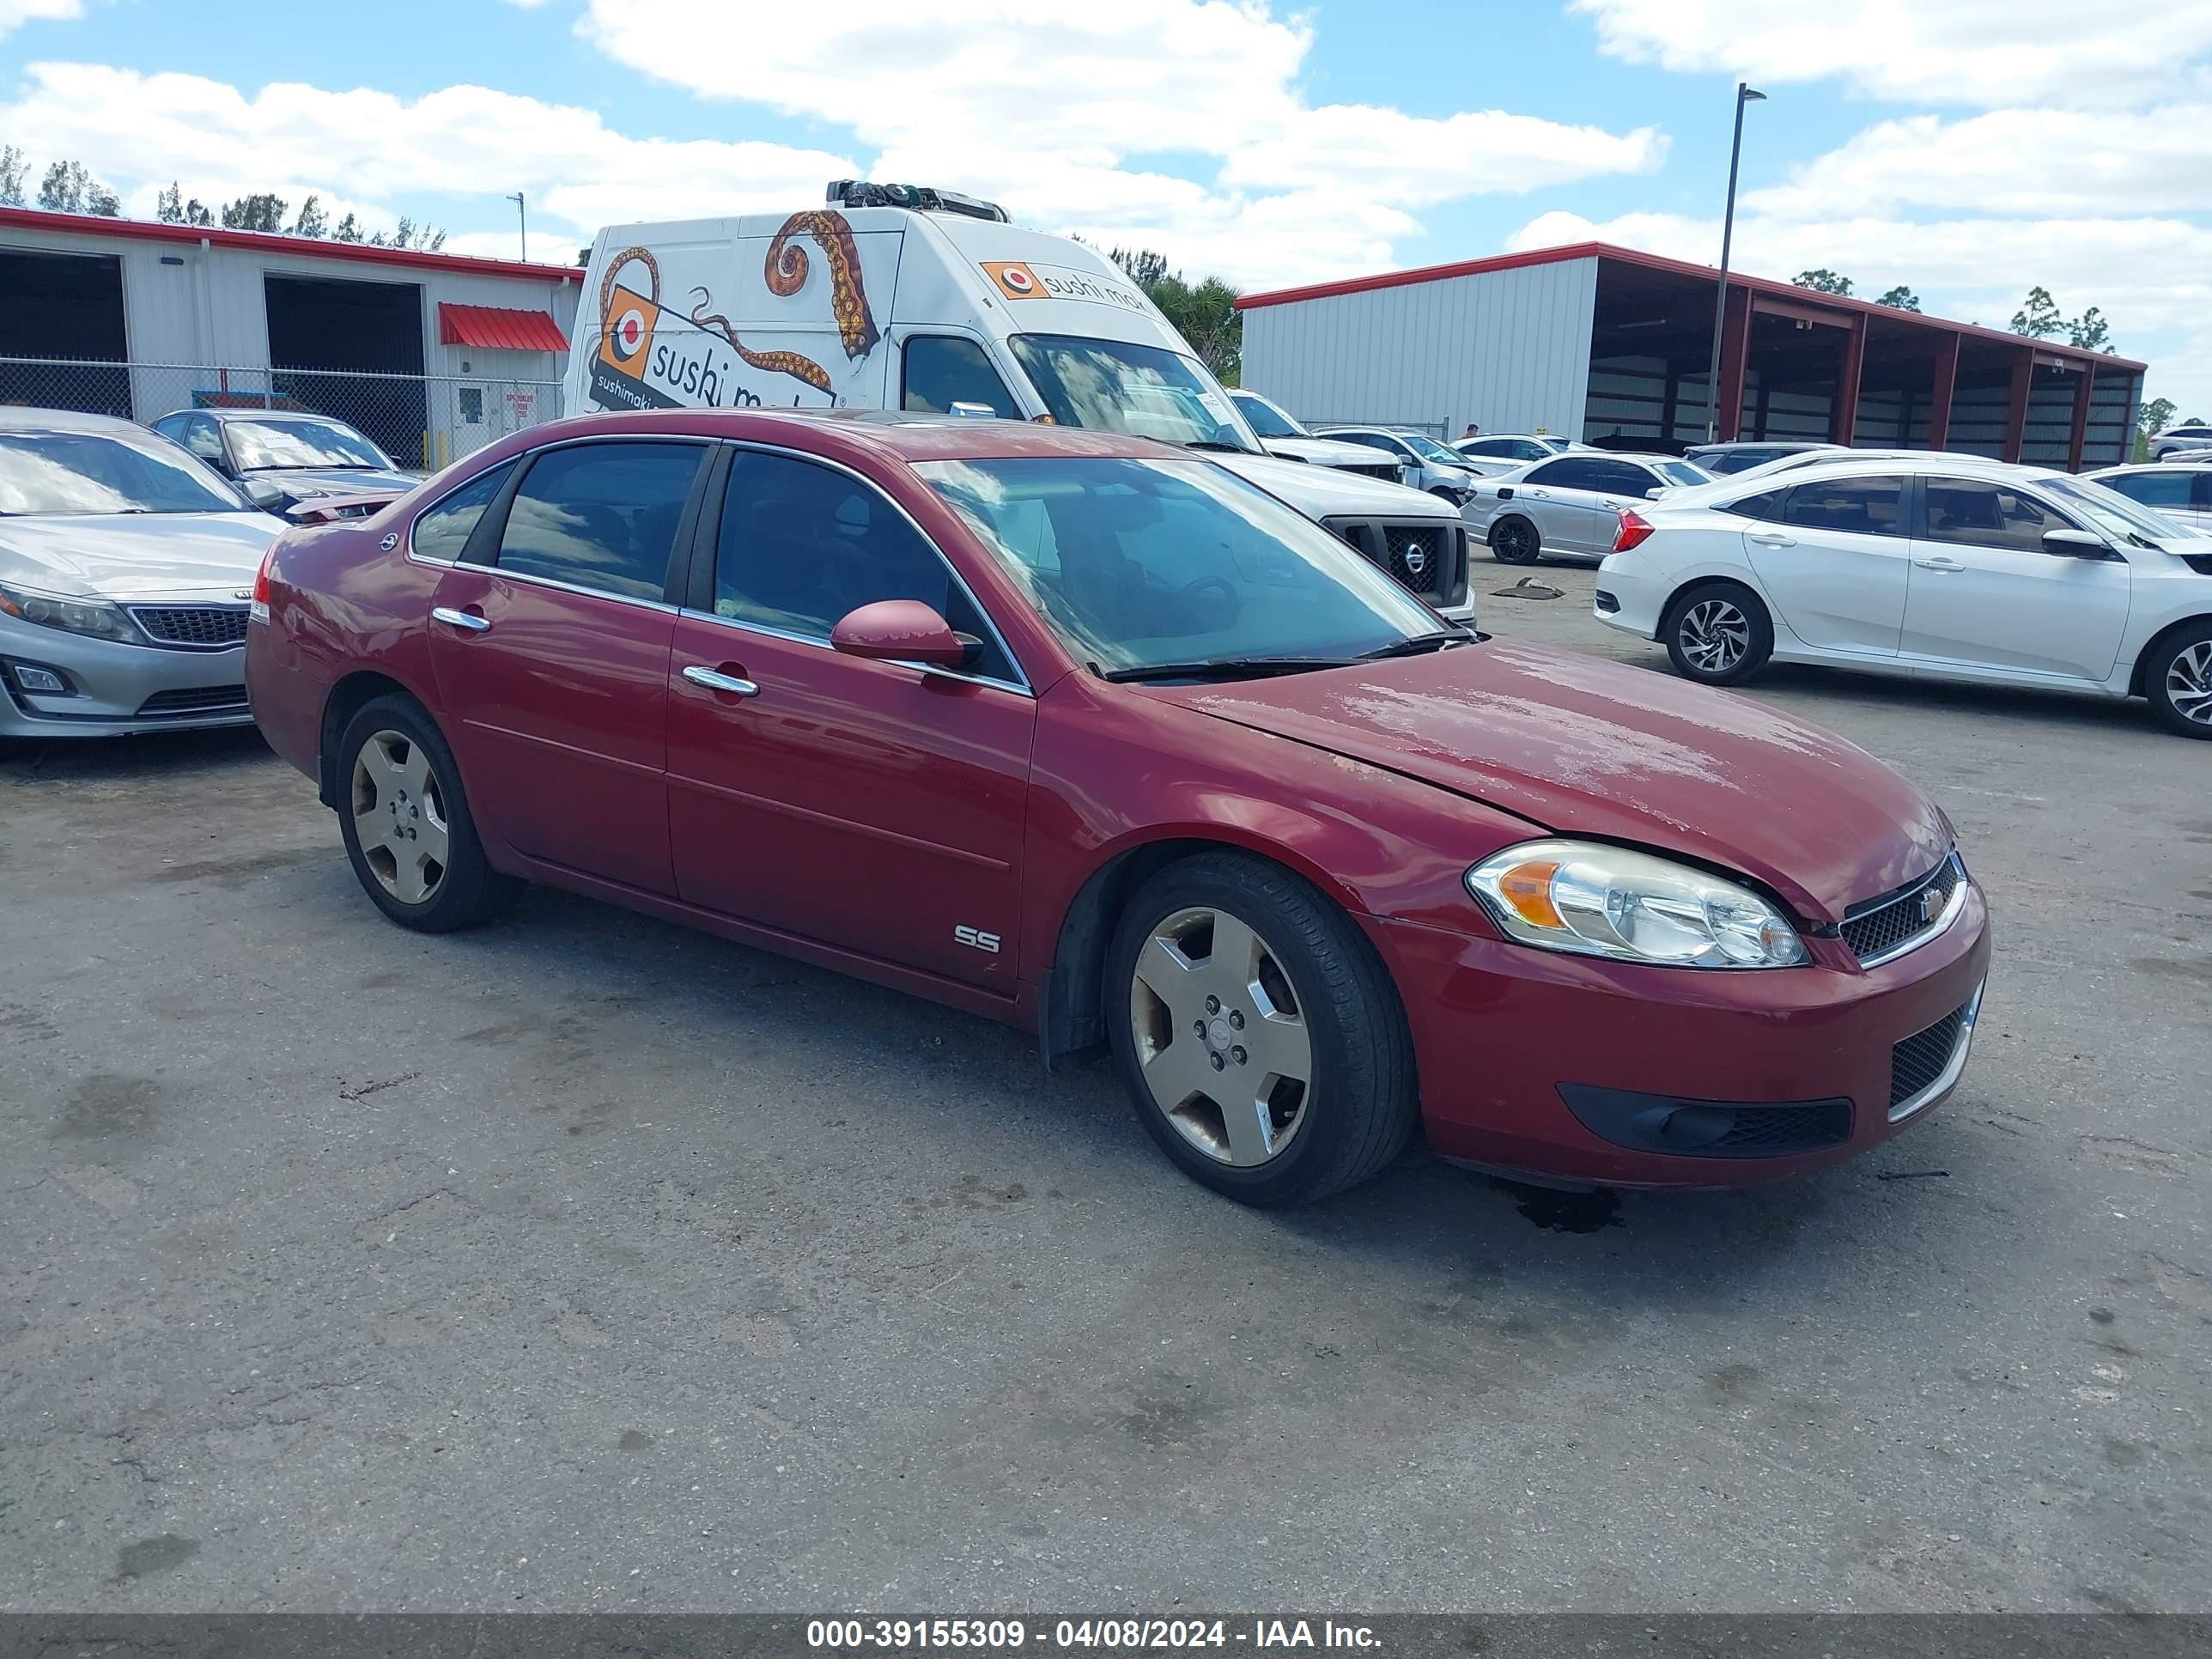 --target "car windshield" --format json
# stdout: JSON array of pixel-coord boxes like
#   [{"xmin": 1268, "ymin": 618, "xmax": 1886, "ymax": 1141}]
[
  {"xmin": 1232, "ymin": 393, "xmax": 1304, "ymax": 441},
  {"xmin": 2041, "ymin": 475, "xmax": 2195, "ymax": 543},
  {"xmin": 1399, "ymin": 433, "xmax": 1466, "ymax": 468},
  {"xmin": 1008, "ymin": 335, "xmax": 1261, "ymax": 454},
  {"xmin": 225, "ymin": 417, "xmax": 390, "ymax": 471},
  {"xmin": 1658, "ymin": 460, "xmax": 1714, "ymax": 486},
  {"xmin": 0, "ymin": 429, "xmax": 247, "ymax": 516},
  {"xmin": 919, "ymin": 455, "xmax": 1443, "ymax": 675}
]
